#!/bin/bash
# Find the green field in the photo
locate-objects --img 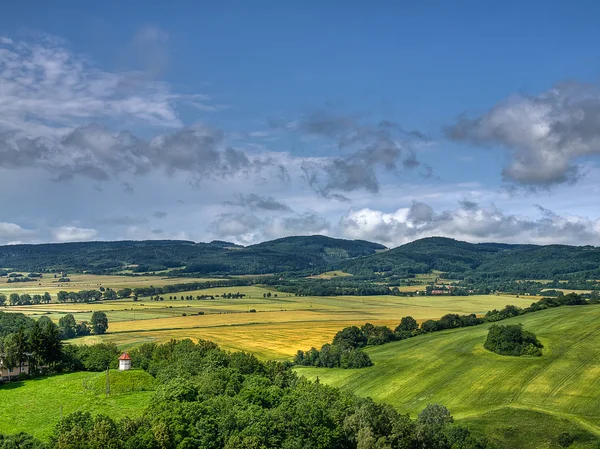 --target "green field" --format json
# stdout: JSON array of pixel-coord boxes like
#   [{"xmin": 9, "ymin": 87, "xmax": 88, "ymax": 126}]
[
  {"xmin": 296, "ymin": 305, "xmax": 600, "ymax": 448},
  {"xmin": 0, "ymin": 370, "xmax": 155, "ymax": 439}
]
